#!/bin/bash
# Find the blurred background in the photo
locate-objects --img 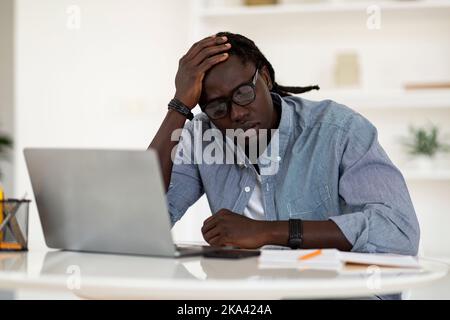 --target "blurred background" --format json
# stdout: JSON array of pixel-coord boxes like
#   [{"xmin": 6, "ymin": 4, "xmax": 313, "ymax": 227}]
[{"xmin": 1, "ymin": 0, "xmax": 450, "ymax": 269}]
